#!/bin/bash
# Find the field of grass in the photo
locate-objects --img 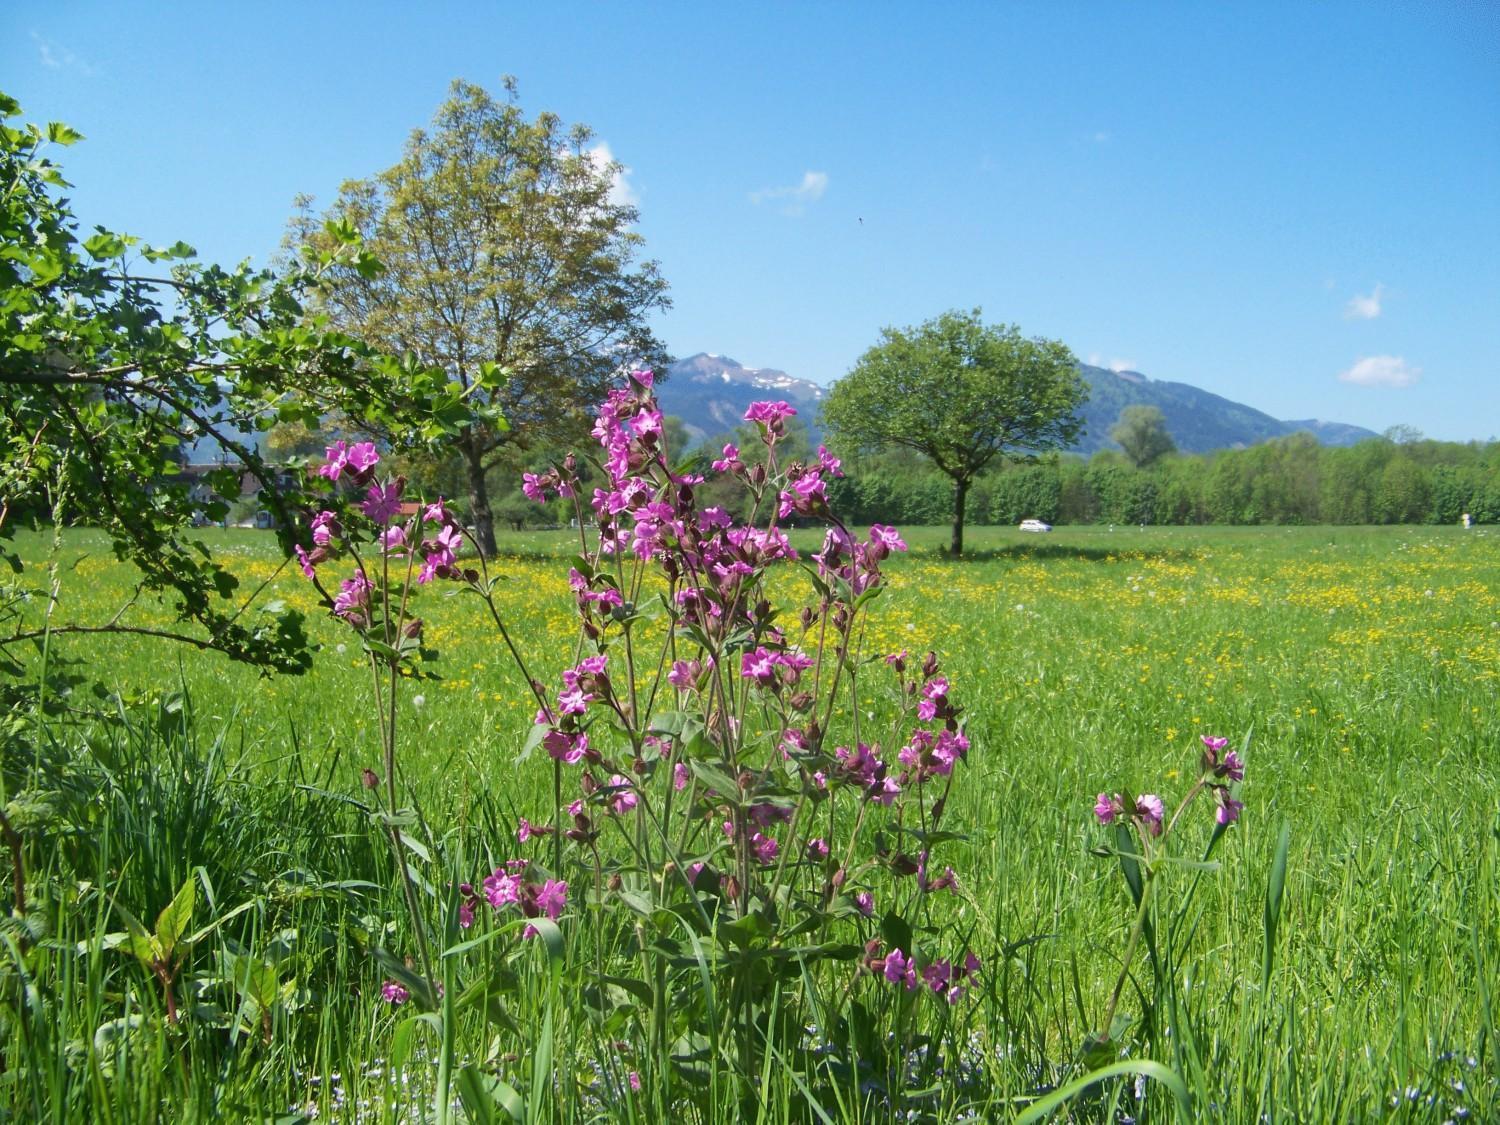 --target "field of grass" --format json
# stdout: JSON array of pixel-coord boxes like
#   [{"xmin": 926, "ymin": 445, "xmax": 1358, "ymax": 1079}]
[{"xmin": 4, "ymin": 522, "xmax": 1496, "ymax": 1121}]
